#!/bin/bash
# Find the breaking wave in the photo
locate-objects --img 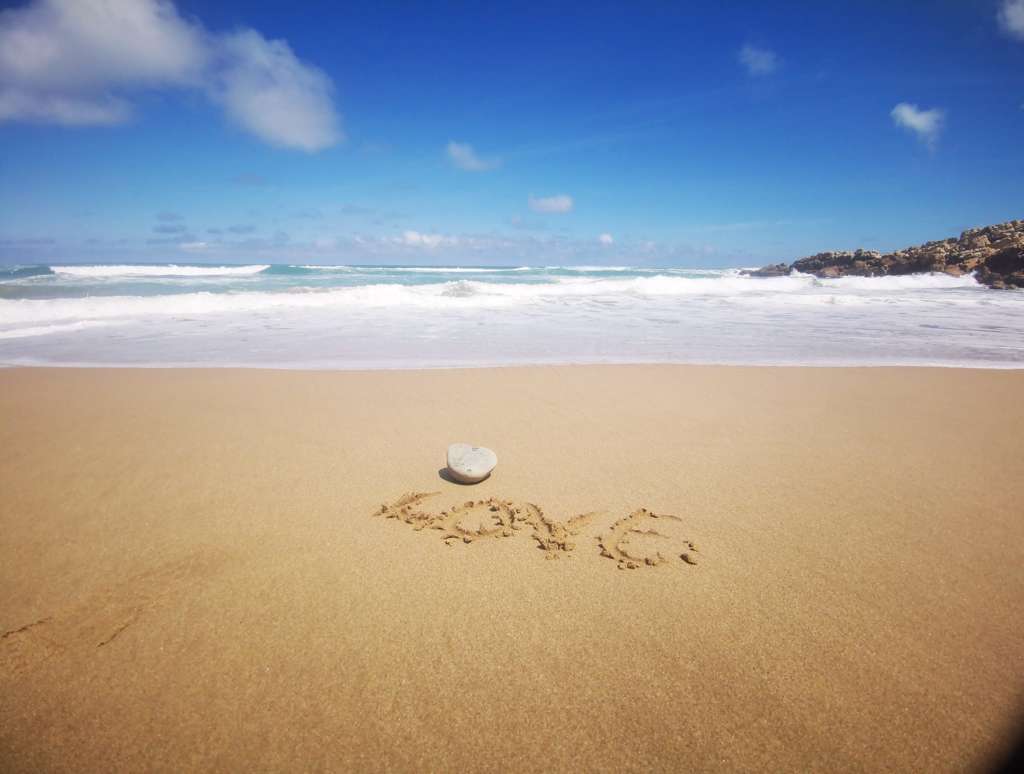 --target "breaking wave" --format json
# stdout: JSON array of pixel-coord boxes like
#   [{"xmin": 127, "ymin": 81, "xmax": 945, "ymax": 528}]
[
  {"xmin": 0, "ymin": 272, "xmax": 998, "ymax": 328},
  {"xmin": 0, "ymin": 262, "xmax": 1020, "ymax": 368},
  {"xmin": 49, "ymin": 264, "xmax": 271, "ymax": 278}
]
